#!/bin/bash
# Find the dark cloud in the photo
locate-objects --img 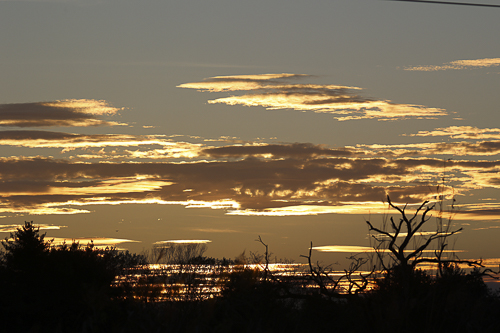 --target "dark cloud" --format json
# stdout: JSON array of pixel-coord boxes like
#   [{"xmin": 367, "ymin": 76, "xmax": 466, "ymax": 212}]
[
  {"xmin": 0, "ymin": 120, "xmax": 499, "ymax": 217},
  {"xmin": 0, "ymin": 99, "xmax": 124, "ymax": 127},
  {"xmin": 202, "ymin": 143, "xmax": 358, "ymax": 159},
  {"xmin": 0, "ymin": 131, "xmax": 76, "ymax": 140},
  {"xmin": 2, "ymin": 152, "xmax": 498, "ymax": 215},
  {"xmin": 357, "ymin": 140, "xmax": 500, "ymax": 157}
]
